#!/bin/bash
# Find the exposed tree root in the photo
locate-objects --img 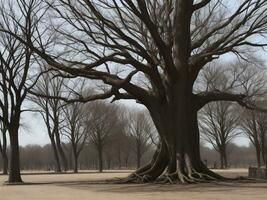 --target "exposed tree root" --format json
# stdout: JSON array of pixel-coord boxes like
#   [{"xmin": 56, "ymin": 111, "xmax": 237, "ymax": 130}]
[{"xmin": 111, "ymin": 161, "xmax": 225, "ymax": 184}]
